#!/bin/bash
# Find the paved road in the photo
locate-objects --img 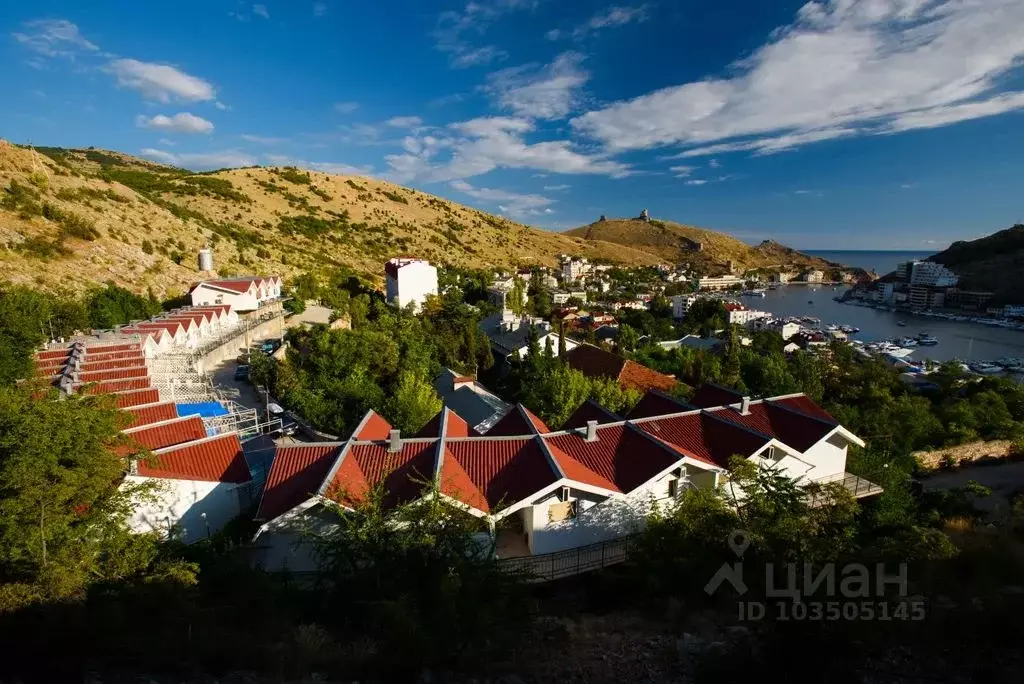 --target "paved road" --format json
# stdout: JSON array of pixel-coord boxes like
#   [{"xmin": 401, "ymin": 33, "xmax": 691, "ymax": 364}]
[{"xmin": 920, "ymin": 461, "xmax": 1024, "ymax": 520}]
